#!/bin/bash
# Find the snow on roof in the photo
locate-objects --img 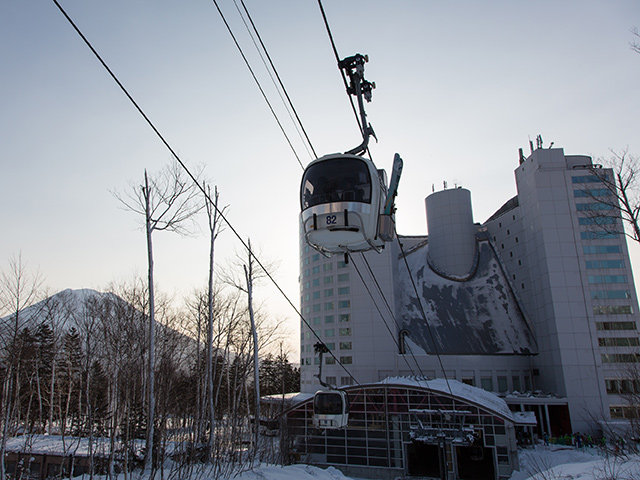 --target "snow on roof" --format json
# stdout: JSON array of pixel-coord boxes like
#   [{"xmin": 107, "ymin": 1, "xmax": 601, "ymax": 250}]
[
  {"xmin": 5, "ymin": 435, "xmax": 114, "ymax": 456},
  {"xmin": 513, "ymin": 411, "xmax": 538, "ymax": 426},
  {"xmin": 262, "ymin": 392, "xmax": 313, "ymax": 405},
  {"xmin": 380, "ymin": 376, "xmax": 514, "ymax": 421}
]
